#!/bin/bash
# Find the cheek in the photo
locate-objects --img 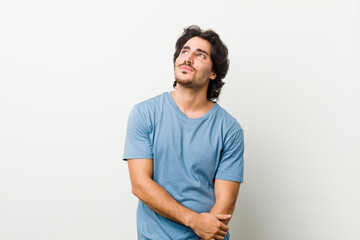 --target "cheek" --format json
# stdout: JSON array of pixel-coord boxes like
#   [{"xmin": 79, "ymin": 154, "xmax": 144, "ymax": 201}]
[
  {"xmin": 174, "ymin": 58, "xmax": 181, "ymax": 70},
  {"xmin": 175, "ymin": 56, "xmax": 183, "ymax": 65}
]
